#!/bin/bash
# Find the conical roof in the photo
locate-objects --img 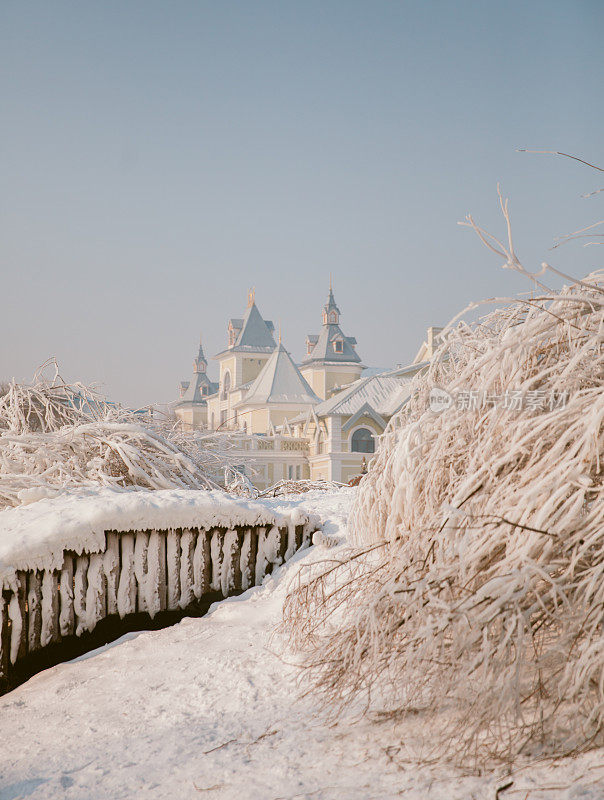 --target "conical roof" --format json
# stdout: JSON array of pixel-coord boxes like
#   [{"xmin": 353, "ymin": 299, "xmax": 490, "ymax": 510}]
[
  {"xmin": 234, "ymin": 303, "xmax": 276, "ymax": 350},
  {"xmin": 324, "ymin": 287, "xmax": 340, "ymax": 315},
  {"xmin": 303, "ymin": 323, "xmax": 361, "ymax": 364},
  {"xmin": 178, "ymin": 371, "xmax": 217, "ymax": 404},
  {"xmin": 241, "ymin": 344, "xmax": 320, "ymax": 405}
]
